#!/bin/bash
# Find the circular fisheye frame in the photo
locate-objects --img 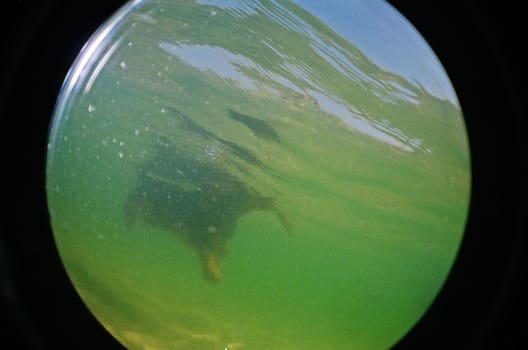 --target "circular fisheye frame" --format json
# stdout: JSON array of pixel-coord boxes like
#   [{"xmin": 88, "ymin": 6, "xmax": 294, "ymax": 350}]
[{"xmin": 45, "ymin": 1, "xmax": 470, "ymax": 349}]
